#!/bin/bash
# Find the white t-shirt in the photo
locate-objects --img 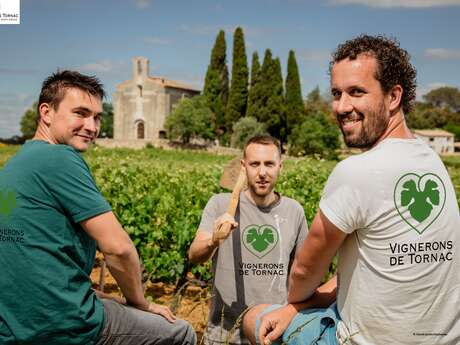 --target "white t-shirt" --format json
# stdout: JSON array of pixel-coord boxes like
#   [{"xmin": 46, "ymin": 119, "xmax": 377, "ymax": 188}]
[{"xmin": 319, "ymin": 138, "xmax": 460, "ymax": 345}]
